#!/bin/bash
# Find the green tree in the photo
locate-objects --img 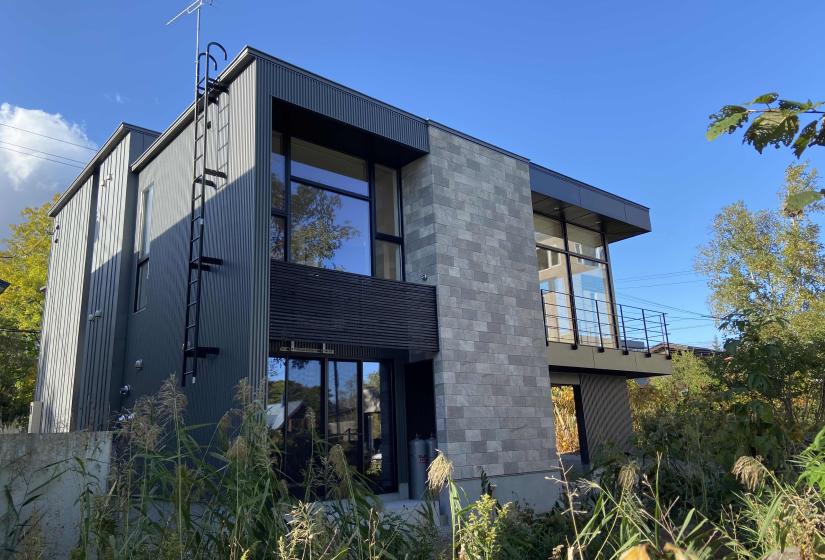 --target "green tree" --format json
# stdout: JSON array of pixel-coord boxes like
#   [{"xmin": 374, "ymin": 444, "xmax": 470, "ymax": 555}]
[
  {"xmin": 289, "ymin": 184, "xmax": 358, "ymax": 269},
  {"xmin": 696, "ymin": 163, "xmax": 825, "ymax": 449},
  {"xmin": 707, "ymin": 93, "xmax": 825, "ymax": 213},
  {"xmin": 0, "ymin": 196, "xmax": 55, "ymax": 424}
]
